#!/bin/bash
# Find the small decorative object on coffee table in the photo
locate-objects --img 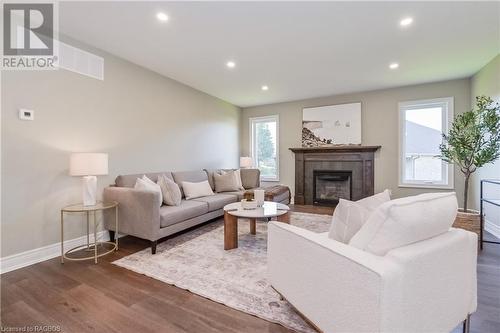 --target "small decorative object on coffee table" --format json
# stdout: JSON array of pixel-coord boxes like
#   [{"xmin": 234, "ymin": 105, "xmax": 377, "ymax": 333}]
[
  {"xmin": 223, "ymin": 201, "xmax": 290, "ymax": 250},
  {"xmin": 60, "ymin": 201, "xmax": 118, "ymax": 264},
  {"xmin": 240, "ymin": 199, "xmax": 258, "ymax": 210},
  {"xmin": 254, "ymin": 189, "xmax": 265, "ymax": 206}
]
